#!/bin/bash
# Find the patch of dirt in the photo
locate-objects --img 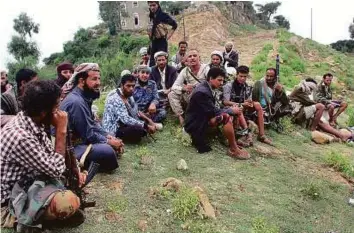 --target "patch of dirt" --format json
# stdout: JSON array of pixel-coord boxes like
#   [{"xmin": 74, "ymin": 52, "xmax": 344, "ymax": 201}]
[{"xmin": 170, "ymin": 8, "xmax": 276, "ymax": 66}]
